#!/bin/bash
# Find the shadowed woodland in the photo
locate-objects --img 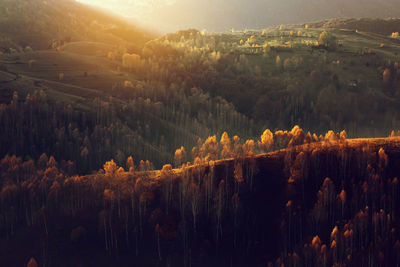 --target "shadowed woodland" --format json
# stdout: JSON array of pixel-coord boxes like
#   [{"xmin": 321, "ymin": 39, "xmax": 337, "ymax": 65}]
[{"xmin": 1, "ymin": 127, "xmax": 400, "ymax": 266}]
